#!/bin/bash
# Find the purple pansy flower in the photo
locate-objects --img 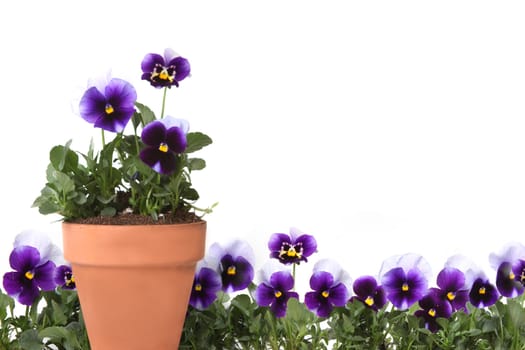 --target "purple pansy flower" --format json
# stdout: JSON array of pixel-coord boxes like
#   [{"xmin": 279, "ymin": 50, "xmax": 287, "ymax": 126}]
[
  {"xmin": 489, "ymin": 242, "xmax": 525, "ymax": 298},
  {"xmin": 3, "ymin": 246, "xmax": 57, "ymax": 305},
  {"xmin": 54, "ymin": 265, "xmax": 76, "ymax": 290},
  {"xmin": 305, "ymin": 259, "xmax": 351, "ymax": 317},
  {"xmin": 268, "ymin": 227, "xmax": 317, "ymax": 265},
  {"xmin": 141, "ymin": 48, "xmax": 191, "ymax": 88},
  {"xmin": 350, "ymin": 275, "xmax": 386, "ymax": 311},
  {"xmin": 495, "ymin": 261, "xmax": 525, "ymax": 298},
  {"xmin": 254, "ymin": 263, "xmax": 299, "ymax": 318},
  {"xmin": 469, "ymin": 277, "xmax": 499, "ymax": 308},
  {"xmin": 139, "ymin": 117, "xmax": 188, "ymax": 175},
  {"xmin": 379, "ymin": 254, "xmax": 431, "ymax": 310},
  {"xmin": 430, "ymin": 267, "xmax": 469, "ymax": 312},
  {"xmin": 189, "ymin": 263, "xmax": 222, "ymax": 310},
  {"xmin": 79, "ymin": 77, "xmax": 137, "ymax": 133},
  {"xmin": 414, "ymin": 291, "xmax": 453, "ymax": 333},
  {"xmin": 206, "ymin": 240, "xmax": 255, "ymax": 293}
]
